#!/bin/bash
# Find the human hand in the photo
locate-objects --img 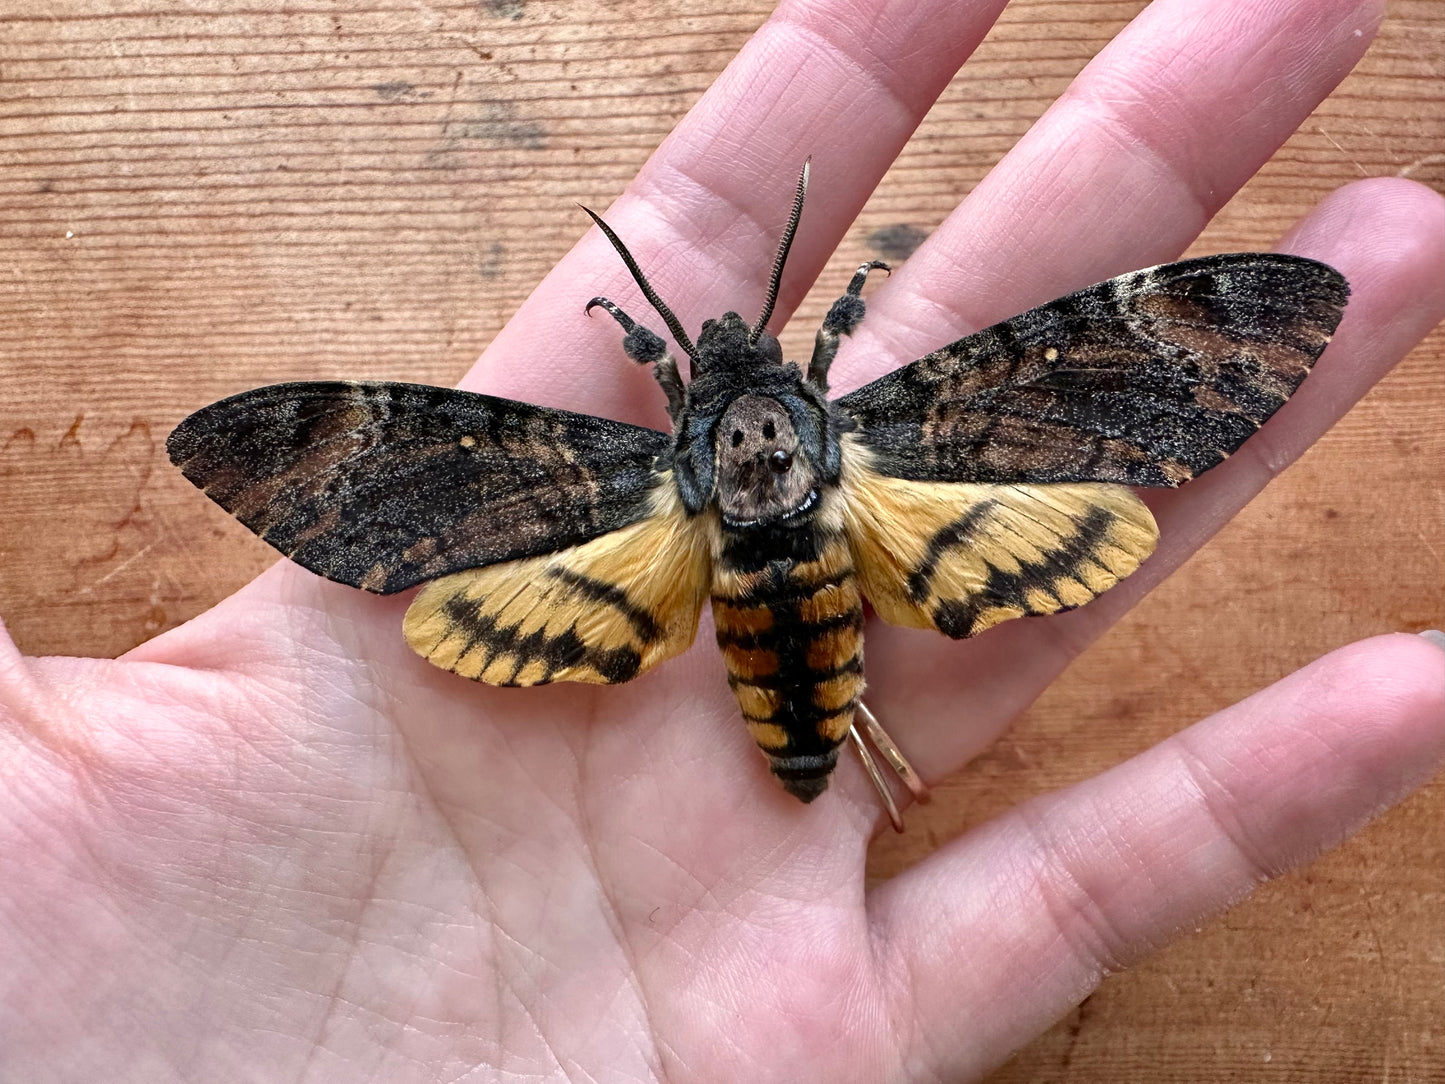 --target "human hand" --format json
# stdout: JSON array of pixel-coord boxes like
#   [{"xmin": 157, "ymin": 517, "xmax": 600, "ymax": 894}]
[{"xmin": 3, "ymin": 0, "xmax": 1442, "ymax": 1080}]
